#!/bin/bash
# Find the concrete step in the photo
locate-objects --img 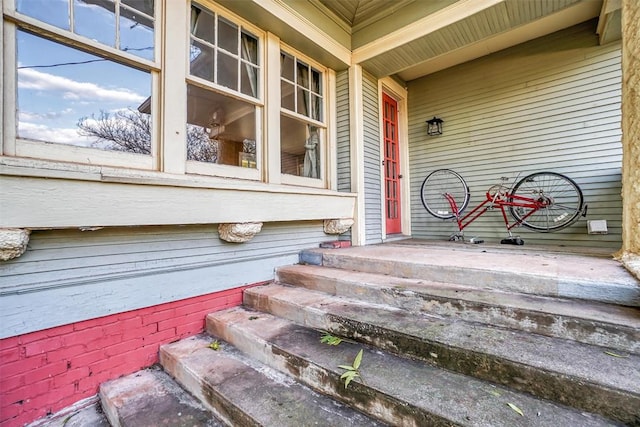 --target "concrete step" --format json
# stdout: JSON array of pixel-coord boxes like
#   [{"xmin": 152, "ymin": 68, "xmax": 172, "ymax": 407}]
[
  {"xmin": 159, "ymin": 334, "xmax": 386, "ymax": 427},
  {"xmin": 206, "ymin": 306, "xmax": 622, "ymax": 427},
  {"xmin": 299, "ymin": 244, "xmax": 640, "ymax": 306},
  {"xmin": 276, "ymin": 264, "xmax": 640, "ymax": 354},
  {"xmin": 243, "ymin": 283, "xmax": 640, "ymax": 425},
  {"xmin": 100, "ymin": 368, "xmax": 223, "ymax": 427}
]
